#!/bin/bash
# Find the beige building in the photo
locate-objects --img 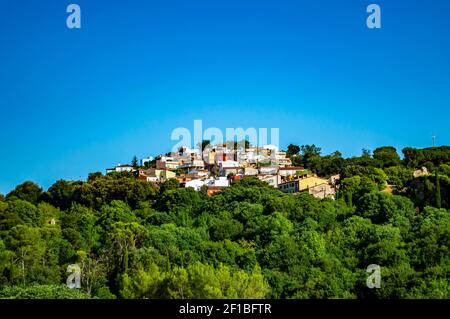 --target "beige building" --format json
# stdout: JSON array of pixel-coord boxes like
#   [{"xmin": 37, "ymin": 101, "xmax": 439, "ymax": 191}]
[
  {"xmin": 308, "ymin": 184, "xmax": 336, "ymax": 199},
  {"xmin": 244, "ymin": 167, "xmax": 259, "ymax": 176},
  {"xmin": 142, "ymin": 168, "xmax": 176, "ymax": 181},
  {"xmin": 156, "ymin": 156, "xmax": 181, "ymax": 170},
  {"xmin": 298, "ymin": 176, "xmax": 328, "ymax": 191},
  {"xmin": 278, "ymin": 175, "xmax": 332, "ymax": 196},
  {"xmin": 272, "ymin": 151, "xmax": 292, "ymax": 167},
  {"xmin": 278, "ymin": 167, "xmax": 306, "ymax": 180}
]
